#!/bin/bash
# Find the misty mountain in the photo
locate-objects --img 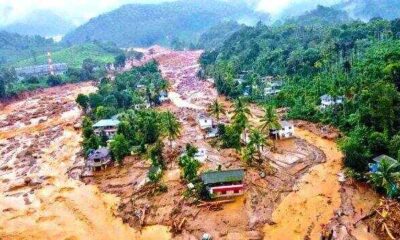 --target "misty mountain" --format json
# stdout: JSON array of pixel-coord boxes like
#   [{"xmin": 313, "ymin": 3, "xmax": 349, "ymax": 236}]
[
  {"xmin": 62, "ymin": 0, "xmax": 268, "ymax": 47},
  {"xmin": 285, "ymin": 5, "xmax": 351, "ymax": 26},
  {"xmin": 335, "ymin": 0, "xmax": 400, "ymax": 20},
  {"xmin": 1, "ymin": 10, "xmax": 75, "ymax": 38},
  {"xmin": 197, "ymin": 21, "xmax": 244, "ymax": 50}
]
